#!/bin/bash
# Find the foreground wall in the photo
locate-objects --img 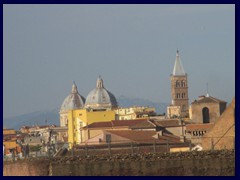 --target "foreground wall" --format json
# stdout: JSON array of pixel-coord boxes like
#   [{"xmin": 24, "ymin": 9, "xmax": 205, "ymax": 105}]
[
  {"xmin": 3, "ymin": 159, "xmax": 49, "ymax": 176},
  {"xmin": 52, "ymin": 157, "xmax": 234, "ymax": 176},
  {"xmin": 3, "ymin": 150, "xmax": 235, "ymax": 176}
]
